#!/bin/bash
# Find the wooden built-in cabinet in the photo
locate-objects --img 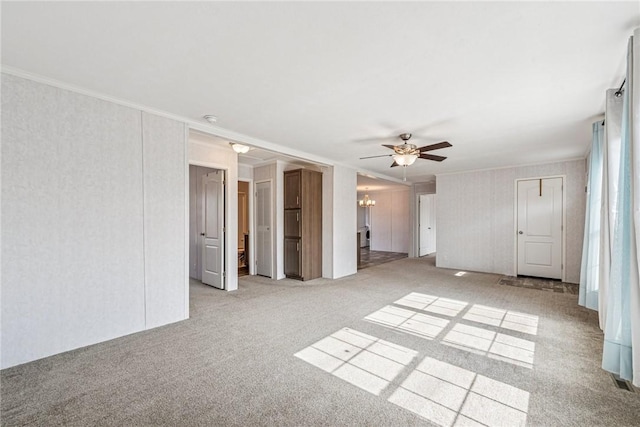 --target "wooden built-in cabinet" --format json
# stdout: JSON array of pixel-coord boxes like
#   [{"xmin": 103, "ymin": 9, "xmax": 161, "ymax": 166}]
[{"xmin": 284, "ymin": 169, "xmax": 322, "ymax": 280}]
